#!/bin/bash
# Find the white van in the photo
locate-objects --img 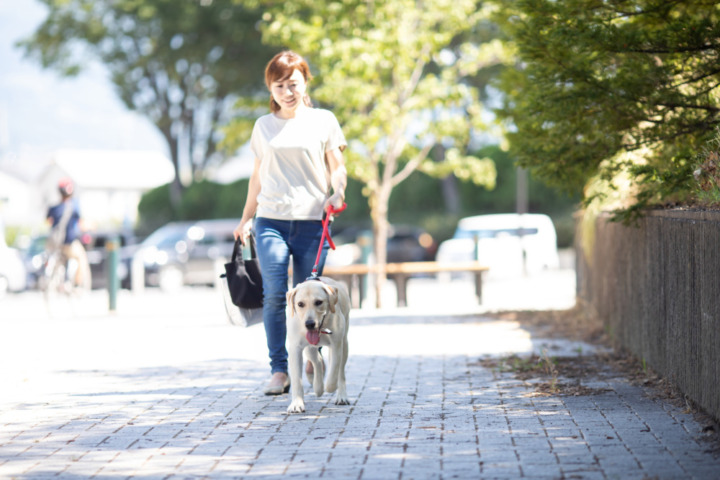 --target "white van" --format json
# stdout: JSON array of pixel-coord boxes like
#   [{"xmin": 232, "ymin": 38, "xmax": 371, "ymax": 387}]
[{"xmin": 436, "ymin": 213, "xmax": 559, "ymax": 278}]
